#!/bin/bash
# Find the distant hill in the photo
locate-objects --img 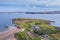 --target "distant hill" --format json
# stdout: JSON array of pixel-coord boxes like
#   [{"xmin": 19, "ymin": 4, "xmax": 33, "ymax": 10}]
[
  {"xmin": 0, "ymin": 11, "xmax": 60, "ymax": 14},
  {"xmin": 26, "ymin": 11, "xmax": 60, "ymax": 14}
]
